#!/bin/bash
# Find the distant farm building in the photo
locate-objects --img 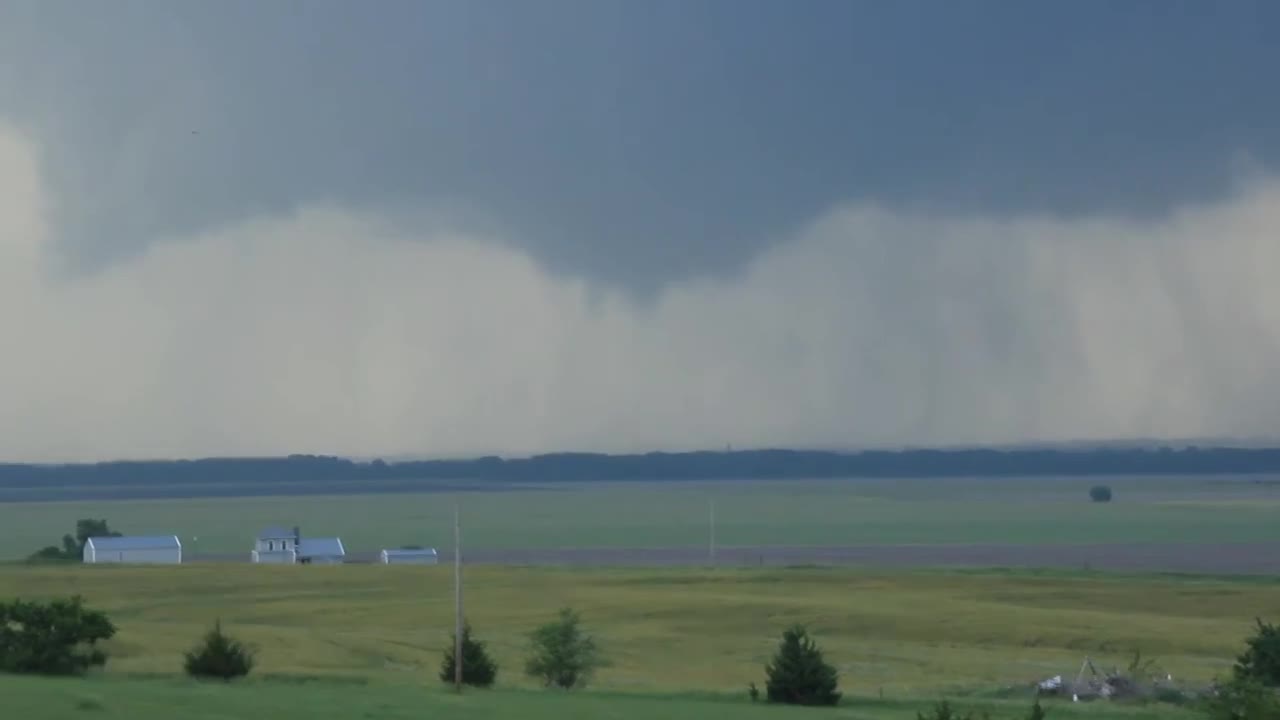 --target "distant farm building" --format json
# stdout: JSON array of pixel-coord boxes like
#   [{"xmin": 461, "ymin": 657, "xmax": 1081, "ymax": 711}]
[
  {"xmin": 83, "ymin": 535, "xmax": 182, "ymax": 564},
  {"xmin": 380, "ymin": 548, "xmax": 439, "ymax": 565},
  {"xmin": 298, "ymin": 537, "xmax": 345, "ymax": 564},
  {"xmin": 252, "ymin": 526, "xmax": 300, "ymax": 564},
  {"xmin": 252, "ymin": 526, "xmax": 345, "ymax": 564}
]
